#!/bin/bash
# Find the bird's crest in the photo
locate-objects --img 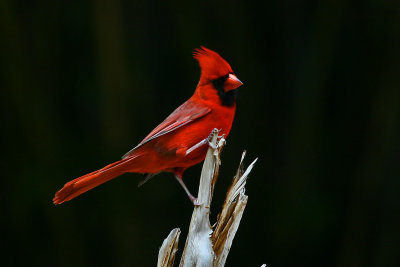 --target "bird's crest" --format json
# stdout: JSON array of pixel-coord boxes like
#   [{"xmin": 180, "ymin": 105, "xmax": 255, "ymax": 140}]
[{"xmin": 193, "ymin": 46, "xmax": 233, "ymax": 80}]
